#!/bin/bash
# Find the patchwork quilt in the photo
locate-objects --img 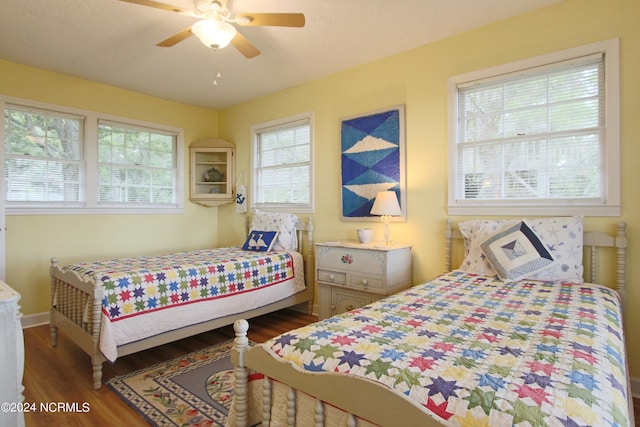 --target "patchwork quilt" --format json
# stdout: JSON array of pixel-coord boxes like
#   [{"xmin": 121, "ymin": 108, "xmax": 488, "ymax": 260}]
[
  {"xmin": 265, "ymin": 271, "xmax": 630, "ymax": 427},
  {"xmin": 63, "ymin": 247, "xmax": 295, "ymax": 321}
]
